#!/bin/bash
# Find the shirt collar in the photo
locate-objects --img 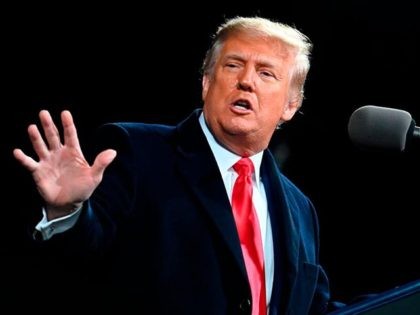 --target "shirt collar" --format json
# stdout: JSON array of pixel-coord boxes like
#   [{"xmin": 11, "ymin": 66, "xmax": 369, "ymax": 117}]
[{"xmin": 199, "ymin": 112, "xmax": 263, "ymax": 184}]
